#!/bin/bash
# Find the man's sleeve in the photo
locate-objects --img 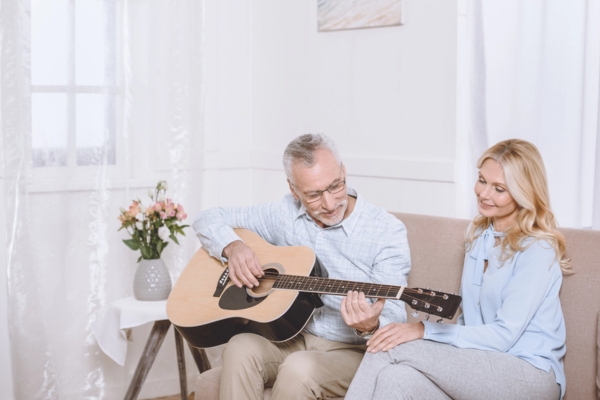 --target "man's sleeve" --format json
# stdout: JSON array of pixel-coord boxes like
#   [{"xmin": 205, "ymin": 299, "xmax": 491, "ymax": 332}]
[
  {"xmin": 192, "ymin": 200, "xmax": 289, "ymax": 262},
  {"xmin": 370, "ymin": 216, "xmax": 411, "ymax": 327}
]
